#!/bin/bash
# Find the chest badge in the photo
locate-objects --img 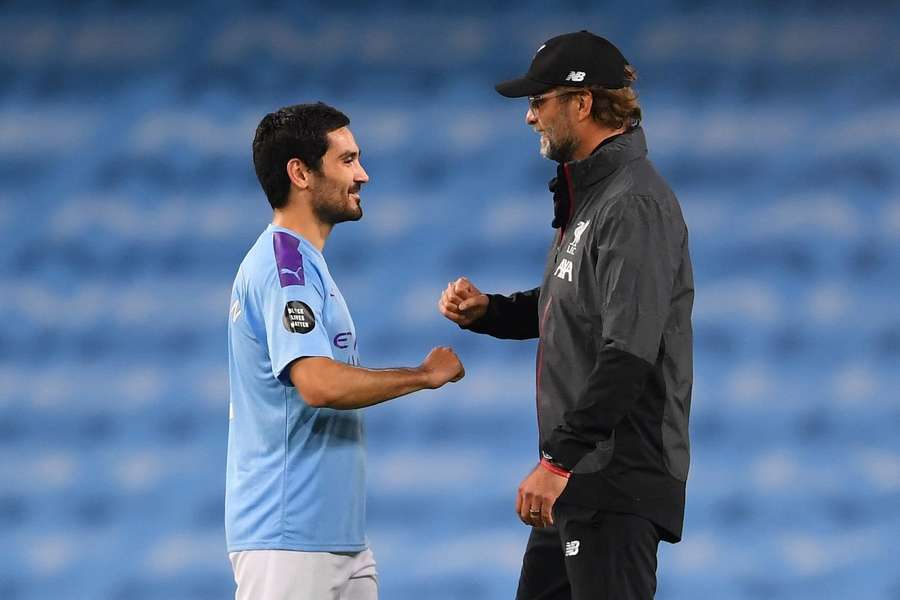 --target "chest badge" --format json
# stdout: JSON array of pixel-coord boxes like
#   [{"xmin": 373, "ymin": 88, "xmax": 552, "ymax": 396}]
[
  {"xmin": 566, "ymin": 220, "xmax": 590, "ymax": 255},
  {"xmin": 555, "ymin": 220, "xmax": 590, "ymax": 283}
]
